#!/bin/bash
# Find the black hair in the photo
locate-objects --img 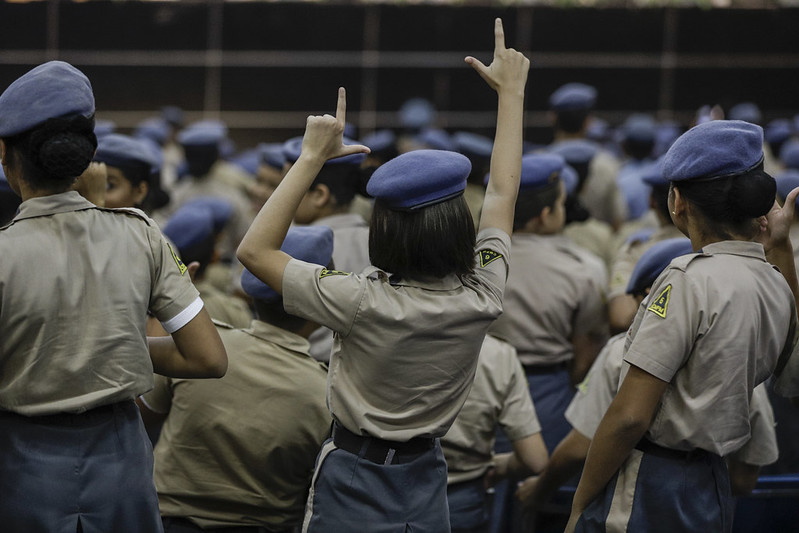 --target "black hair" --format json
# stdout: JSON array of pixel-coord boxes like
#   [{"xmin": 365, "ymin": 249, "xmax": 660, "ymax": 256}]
[
  {"xmin": 312, "ymin": 164, "xmax": 371, "ymax": 207},
  {"xmin": 252, "ymin": 298, "xmax": 308, "ymax": 333},
  {"xmin": 674, "ymin": 167, "xmax": 775, "ymax": 239},
  {"xmin": 110, "ymin": 161, "xmax": 169, "ymax": 212},
  {"xmin": 184, "ymin": 145, "xmax": 219, "ymax": 178},
  {"xmin": 564, "ymin": 195, "xmax": 590, "ymax": 224},
  {"xmin": 369, "ymin": 195, "xmax": 475, "ymax": 279},
  {"xmin": 622, "ymin": 139, "xmax": 655, "ymax": 161},
  {"xmin": 554, "ymin": 109, "xmax": 590, "ymax": 134},
  {"xmin": 513, "ymin": 181, "xmax": 561, "ymax": 231},
  {"xmin": 650, "ymin": 184, "xmax": 673, "ymax": 224},
  {"xmin": 176, "ymin": 233, "xmax": 216, "ymax": 278},
  {"xmin": 3, "ymin": 114, "xmax": 97, "ymax": 192}
]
